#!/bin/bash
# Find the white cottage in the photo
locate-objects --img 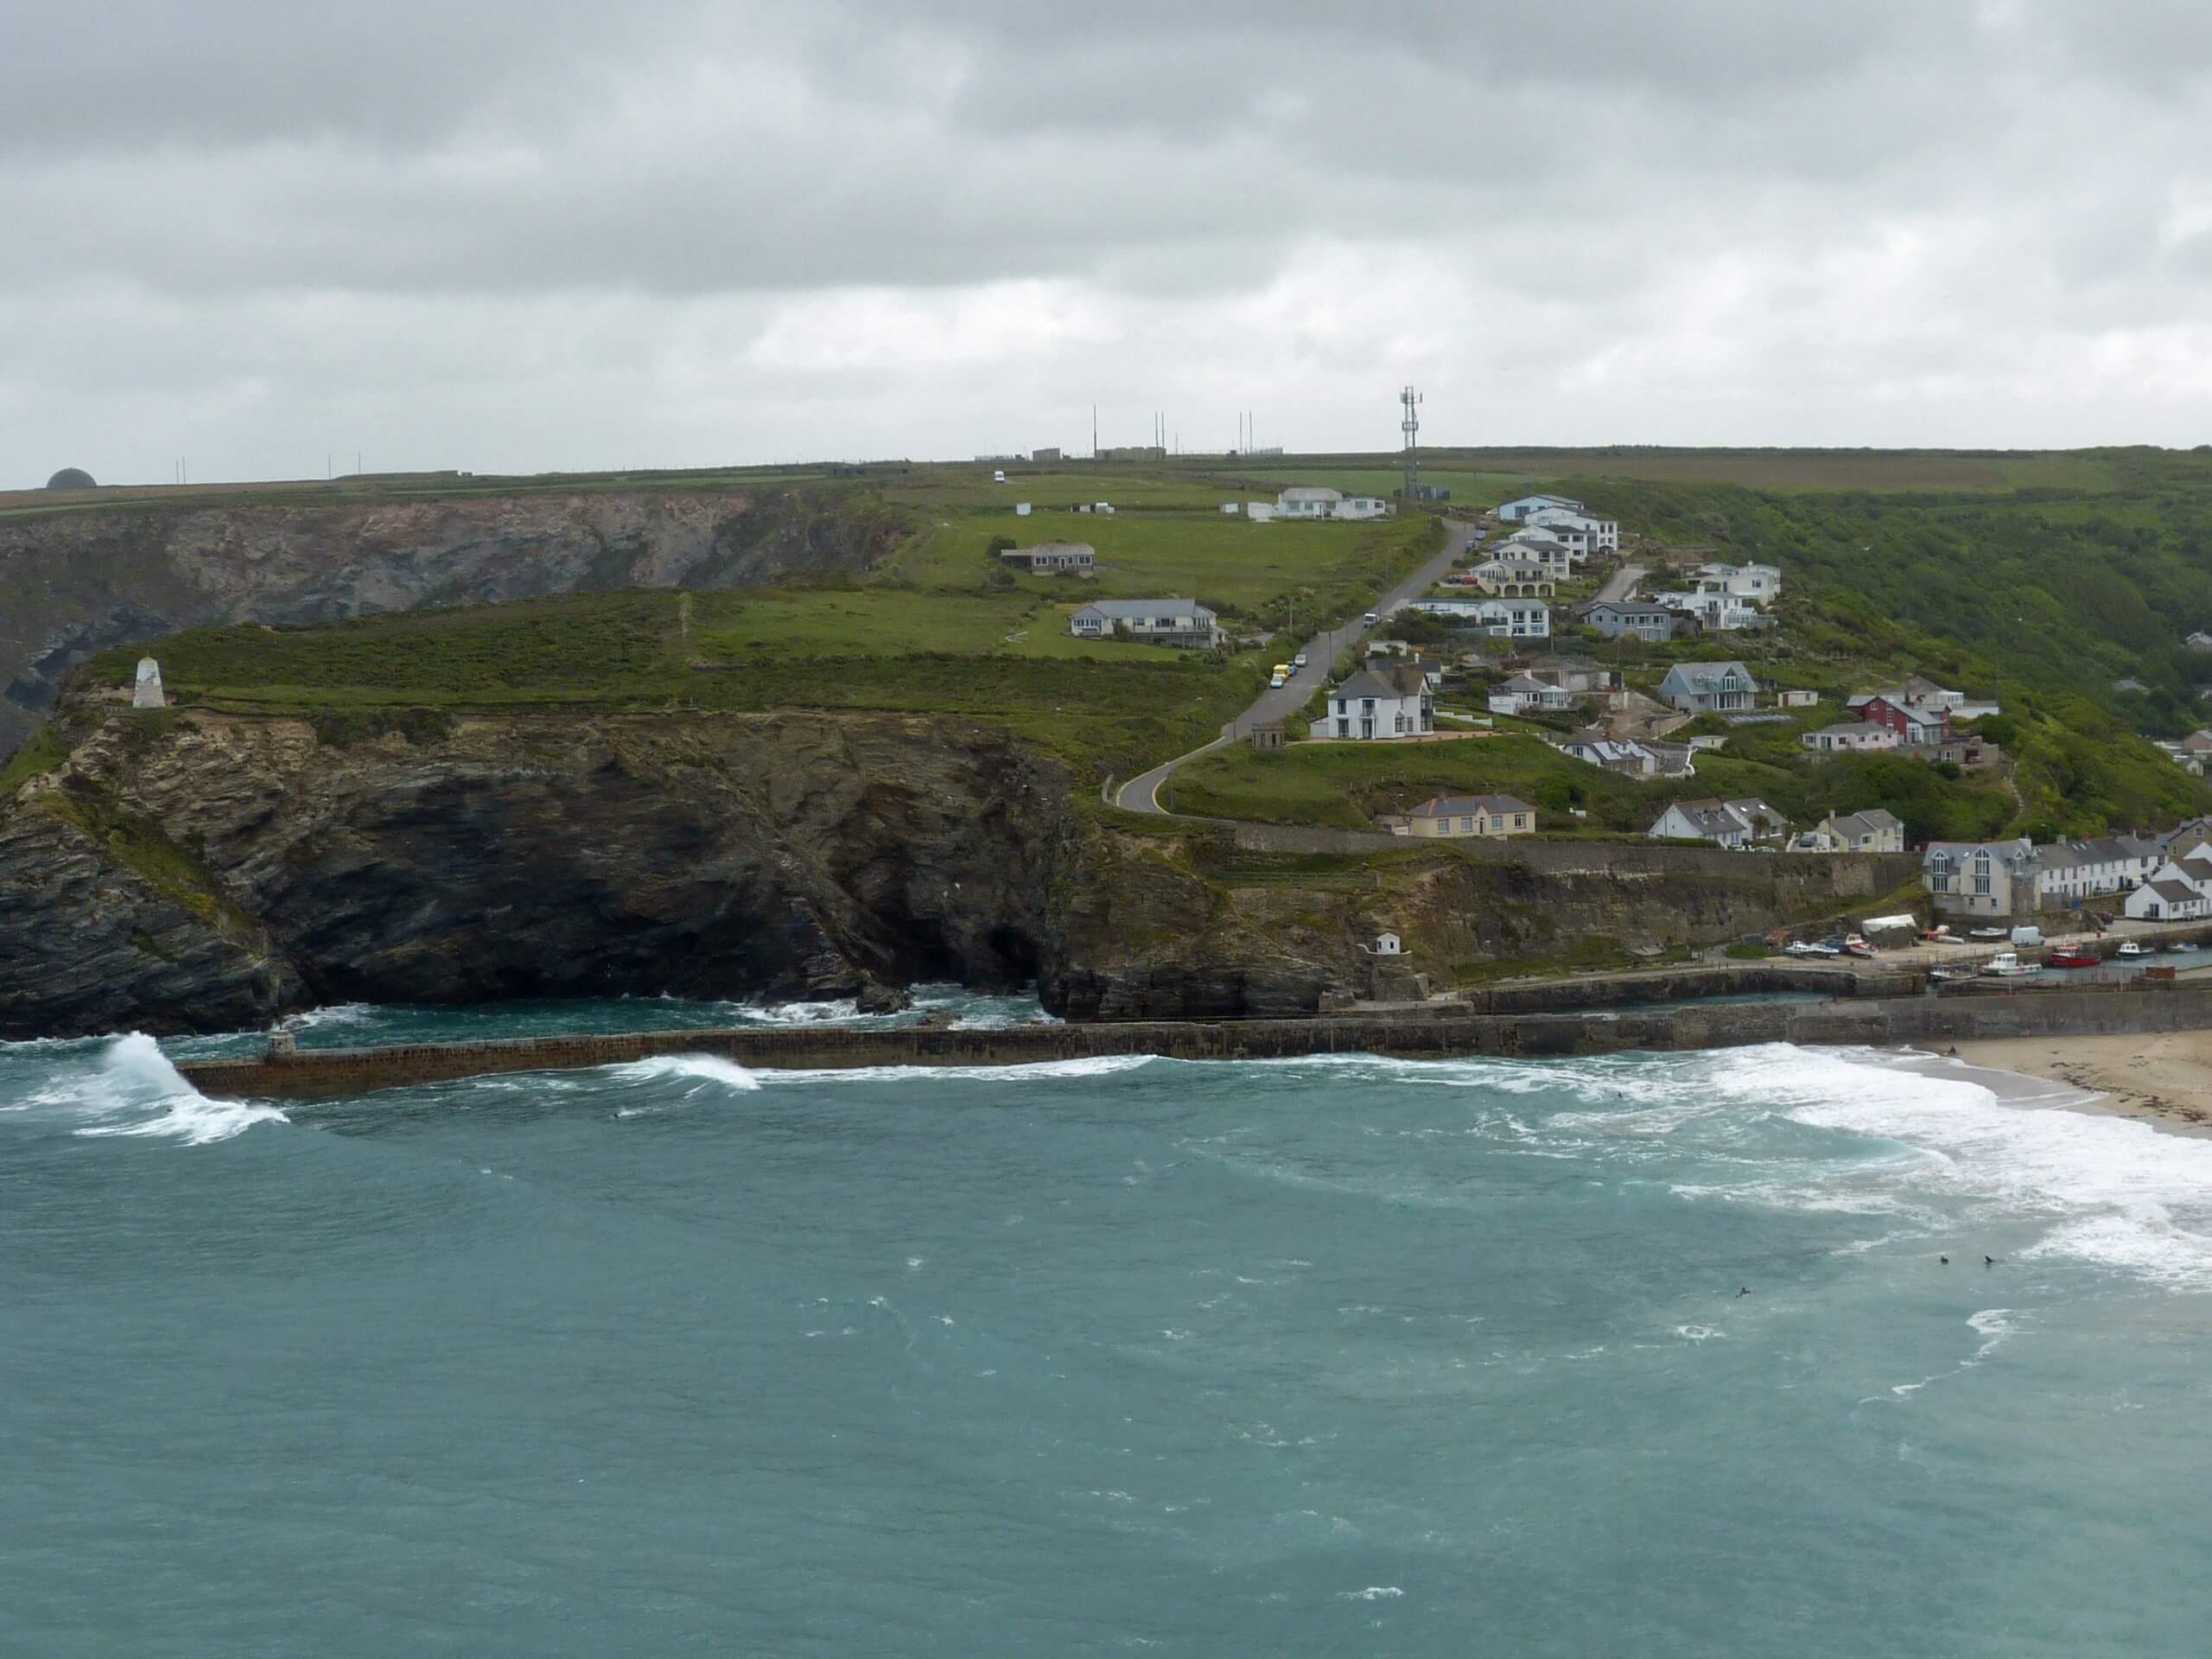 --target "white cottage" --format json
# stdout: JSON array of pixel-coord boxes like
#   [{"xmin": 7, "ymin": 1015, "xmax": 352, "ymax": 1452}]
[{"xmin": 1310, "ymin": 664, "xmax": 1434, "ymax": 741}]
